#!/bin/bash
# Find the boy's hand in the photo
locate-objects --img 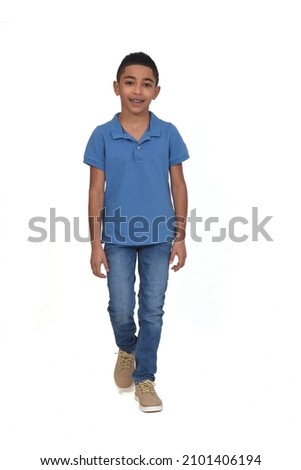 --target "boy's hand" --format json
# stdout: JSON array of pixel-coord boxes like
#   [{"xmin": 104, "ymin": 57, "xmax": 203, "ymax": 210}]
[
  {"xmin": 90, "ymin": 244, "xmax": 109, "ymax": 278},
  {"xmin": 169, "ymin": 240, "xmax": 187, "ymax": 272}
]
